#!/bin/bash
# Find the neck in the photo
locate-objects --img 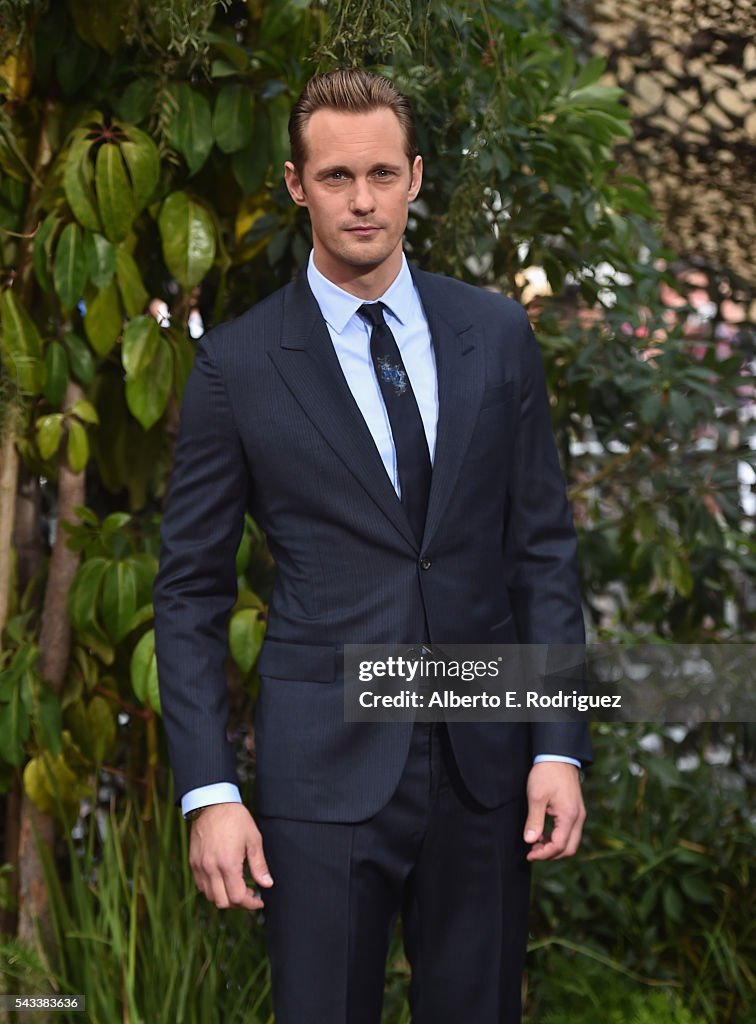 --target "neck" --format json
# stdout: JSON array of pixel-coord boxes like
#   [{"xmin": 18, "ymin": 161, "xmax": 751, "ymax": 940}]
[{"xmin": 312, "ymin": 250, "xmax": 403, "ymax": 300}]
